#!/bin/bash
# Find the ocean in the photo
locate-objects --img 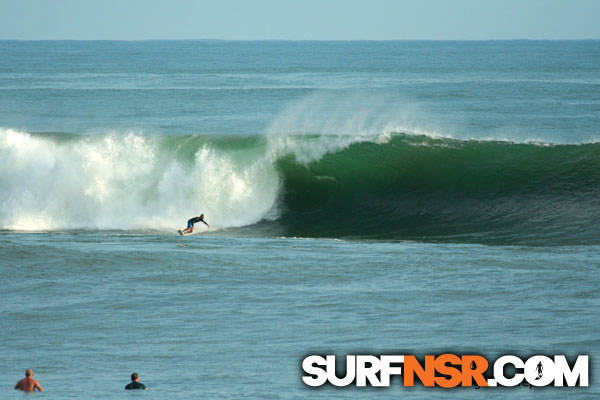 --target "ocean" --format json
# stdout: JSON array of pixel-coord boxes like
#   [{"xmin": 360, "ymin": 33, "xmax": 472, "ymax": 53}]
[{"xmin": 1, "ymin": 40, "xmax": 598, "ymax": 398}]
